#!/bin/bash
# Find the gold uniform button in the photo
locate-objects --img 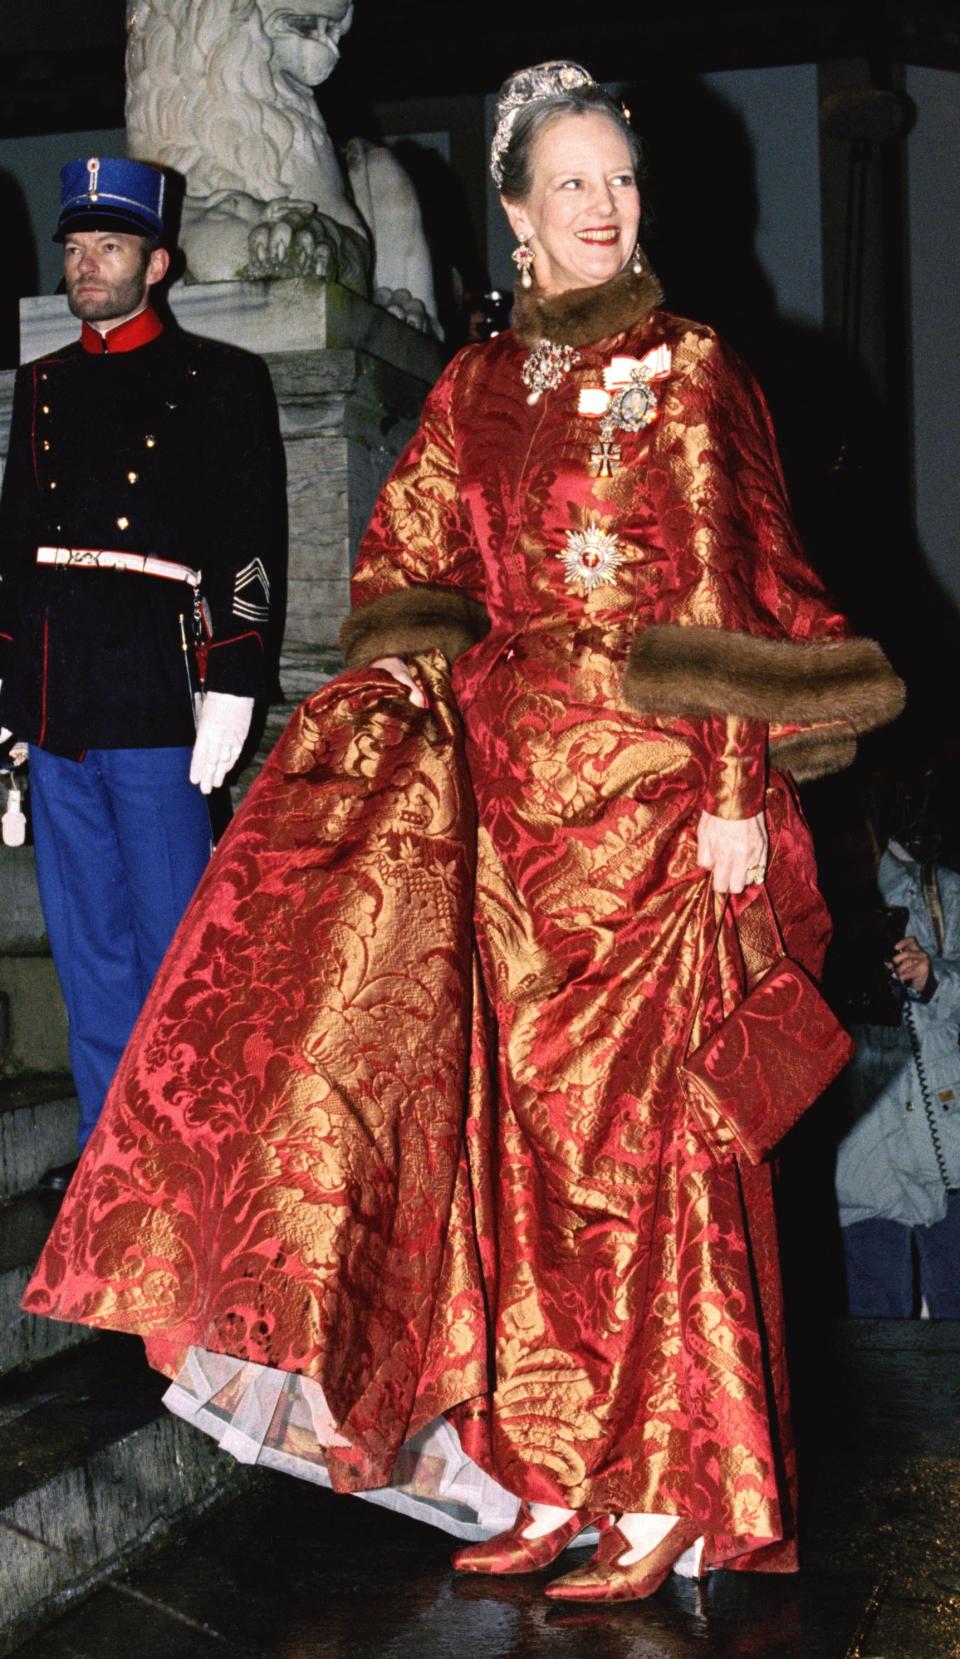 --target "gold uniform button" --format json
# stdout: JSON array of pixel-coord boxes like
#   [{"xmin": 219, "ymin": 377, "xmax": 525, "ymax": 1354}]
[
  {"xmin": 116, "ymin": 516, "xmax": 130, "ymax": 531},
  {"xmin": 41, "ymin": 404, "xmax": 50, "ymax": 415},
  {"xmin": 42, "ymin": 439, "xmax": 51, "ymax": 452},
  {"xmin": 48, "ymin": 480, "xmax": 57, "ymax": 490},
  {"xmin": 145, "ymin": 435, "xmax": 156, "ymax": 448},
  {"xmin": 127, "ymin": 471, "xmax": 139, "ymax": 484}
]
